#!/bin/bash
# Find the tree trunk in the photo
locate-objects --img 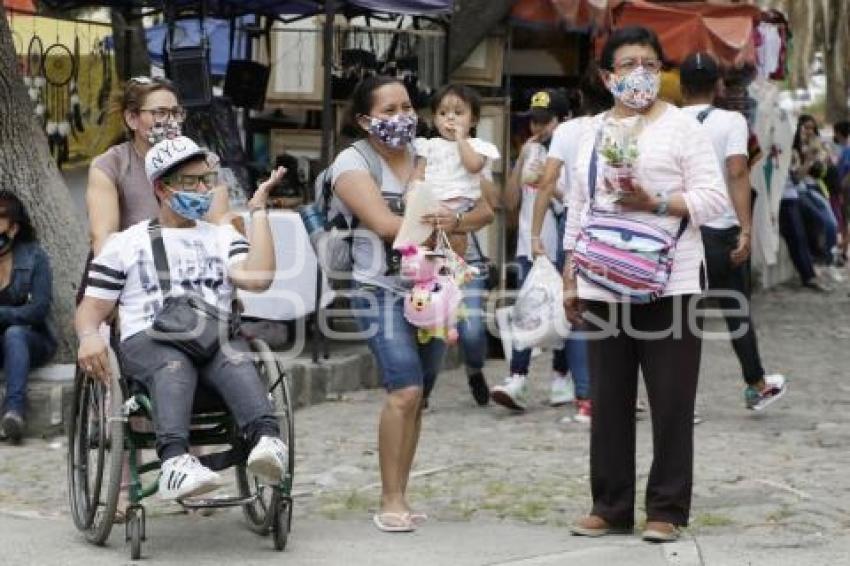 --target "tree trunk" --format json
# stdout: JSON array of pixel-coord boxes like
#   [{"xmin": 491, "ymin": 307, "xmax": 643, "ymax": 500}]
[
  {"xmin": 822, "ymin": 0, "xmax": 850, "ymax": 122},
  {"xmin": 786, "ymin": 0, "xmax": 813, "ymax": 92},
  {"xmin": 0, "ymin": 7, "xmax": 88, "ymax": 363},
  {"xmin": 110, "ymin": 8, "xmax": 151, "ymax": 81}
]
